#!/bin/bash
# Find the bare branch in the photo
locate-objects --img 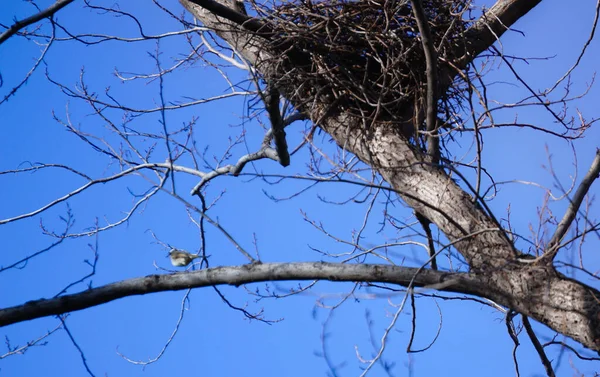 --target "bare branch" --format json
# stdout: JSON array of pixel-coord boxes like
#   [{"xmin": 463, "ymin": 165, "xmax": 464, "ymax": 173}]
[
  {"xmin": 0, "ymin": 263, "xmax": 477, "ymax": 327},
  {"xmin": 410, "ymin": 0, "xmax": 440, "ymax": 163},
  {"xmin": 118, "ymin": 289, "xmax": 192, "ymax": 366},
  {"xmin": 189, "ymin": 112, "xmax": 306, "ymax": 195},
  {"xmin": 456, "ymin": 0, "xmax": 542, "ymax": 69},
  {"xmin": 0, "ymin": 322, "xmax": 62, "ymax": 359},
  {"xmin": 59, "ymin": 316, "xmax": 97, "ymax": 377},
  {"xmin": 182, "ymin": 0, "xmax": 268, "ymax": 35},
  {"xmin": 505, "ymin": 310, "xmax": 522, "ymax": 377},
  {"xmin": 546, "ymin": 0, "xmax": 600, "ymax": 93},
  {"xmin": 1, "ymin": 20, "xmax": 56, "ymax": 105},
  {"xmin": 522, "ymin": 316, "xmax": 555, "ymax": 377},
  {"xmin": 359, "ymin": 291, "xmax": 408, "ymax": 376},
  {"xmin": 264, "ymin": 86, "xmax": 290, "ymax": 166},
  {"xmin": 0, "ymin": 0, "xmax": 74, "ymax": 45},
  {"xmin": 0, "ymin": 162, "xmax": 202, "ymax": 226},
  {"xmin": 189, "ymin": 146, "xmax": 280, "ymax": 195},
  {"xmin": 416, "ymin": 212, "xmax": 437, "ymax": 270},
  {"xmin": 544, "ymin": 149, "xmax": 600, "ymax": 261}
]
